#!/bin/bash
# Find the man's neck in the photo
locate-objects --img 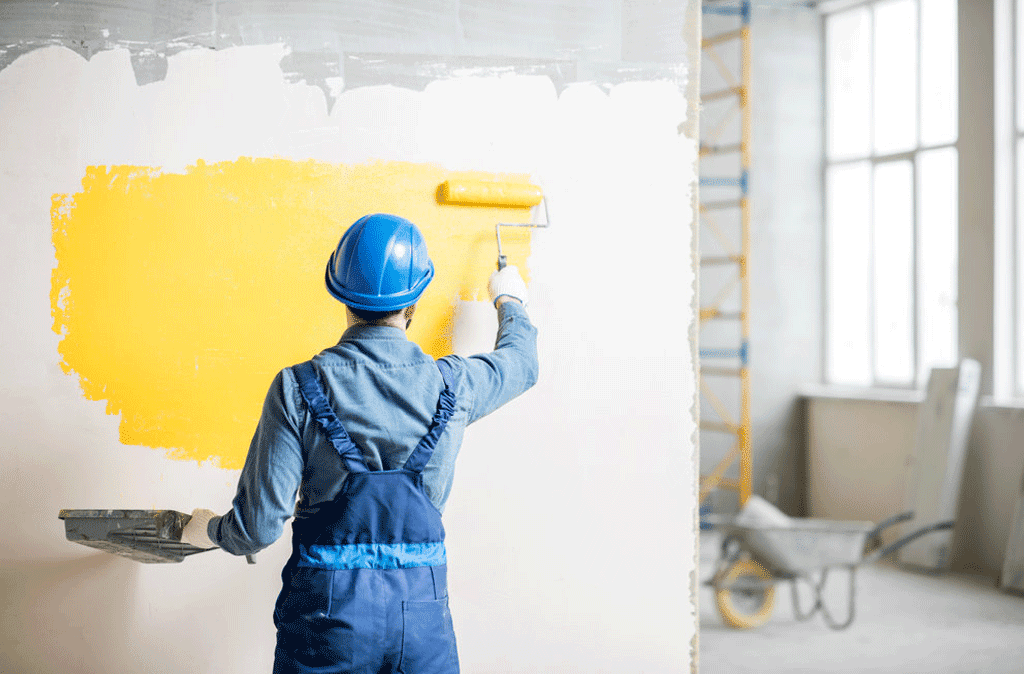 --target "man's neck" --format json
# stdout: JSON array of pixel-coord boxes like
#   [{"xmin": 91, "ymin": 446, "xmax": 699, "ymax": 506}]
[{"xmin": 345, "ymin": 308, "xmax": 409, "ymax": 332}]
